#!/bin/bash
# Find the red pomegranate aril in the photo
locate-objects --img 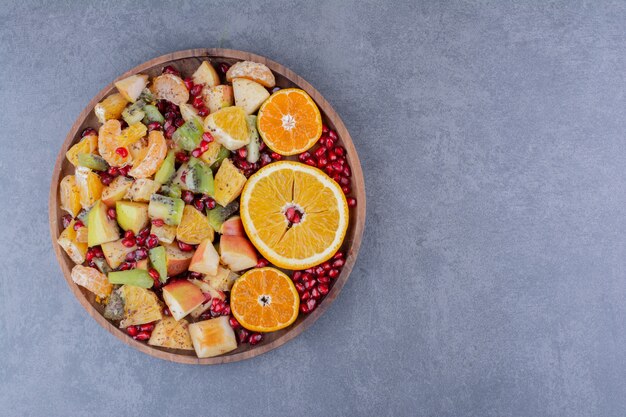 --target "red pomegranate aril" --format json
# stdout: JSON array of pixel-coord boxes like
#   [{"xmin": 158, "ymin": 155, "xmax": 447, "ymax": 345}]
[
  {"xmin": 305, "ymin": 158, "xmax": 317, "ymax": 167},
  {"xmin": 222, "ymin": 305, "xmax": 231, "ymax": 317},
  {"xmin": 163, "ymin": 307, "xmax": 171, "ymax": 316},
  {"xmin": 86, "ymin": 250, "xmax": 95, "ymax": 262},
  {"xmin": 192, "ymin": 96, "xmax": 204, "ymax": 109},
  {"xmin": 205, "ymin": 198, "xmax": 216, "ymax": 210},
  {"xmin": 322, "ymin": 124, "xmax": 329, "ymax": 134},
  {"xmin": 330, "ymin": 161, "xmax": 343, "ymax": 172},
  {"xmin": 81, "ymin": 127, "xmax": 97, "ymax": 137},
  {"xmin": 175, "ymin": 151, "xmax": 190, "ymax": 163},
  {"xmin": 190, "ymin": 84, "xmax": 203, "ymax": 97},
  {"xmin": 301, "ymin": 272, "xmax": 314, "ymax": 283},
  {"xmin": 318, "ymin": 276, "xmax": 330, "ymax": 284},
  {"xmin": 61, "ymin": 214, "xmax": 73, "ymax": 229},
  {"xmin": 292, "ymin": 271, "xmax": 303, "ymax": 282},
  {"xmin": 183, "ymin": 77, "xmax": 194, "ymax": 90},
  {"xmin": 333, "ymin": 146, "xmax": 346, "ymax": 157},
  {"xmin": 139, "ymin": 323, "xmax": 155, "ymax": 333},
  {"xmin": 198, "ymin": 106, "xmax": 209, "ymax": 117},
  {"xmin": 237, "ymin": 328, "xmax": 250, "ymax": 344},
  {"xmin": 248, "ymin": 333, "xmax": 263, "ymax": 345},
  {"xmin": 332, "ymin": 258, "xmax": 345, "ymax": 268},
  {"xmin": 301, "ymin": 291, "xmax": 311, "ymax": 301},
  {"xmin": 118, "ymin": 165, "xmax": 131, "ymax": 176},
  {"xmin": 202, "ymin": 132, "xmax": 214, "ymax": 143},
  {"xmin": 106, "ymin": 207, "xmax": 116, "ymax": 220},
  {"xmin": 135, "ymin": 235, "xmax": 146, "ymax": 247},
  {"xmin": 295, "ymin": 282, "xmax": 306, "ymax": 294},
  {"xmin": 306, "ymin": 298, "xmax": 317, "ymax": 312},
  {"xmin": 338, "ymin": 158, "xmax": 346, "ymax": 166},
  {"xmin": 156, "ymin": 100, "xmax": 167, "ymax": 113},
  {"xmin": 73, "ymin": 220, "xmax": 84, "ymax": 230},
  {"xmin": 260, "ymin": 153, "xmax": 272, "ymax": 167},
  {"xmin": 148, "ymin": 268, "xmax": 160, "ymax": 282},
  {"xmin": 164, "ymin": 117, "xmax": 174, "ymax": 129},
  {"xmin": 328, "ymin": 269, "xmax": 340, "ymax": 279},
  {"xmin": 311, "ymin": 287, "xmax": 321, "ymax": 299},
  {"xmin": 347, "ymin": 197, "xmax": 357, "ymax": 208},
  {"xmin": 115, "ymin": 147, "xmax": 129, "ymax": 157},
  {"xmin": 118, "ymin": 261, "xmax": 134, "ymax": 271},
  {"xmin": 126, "ymin": 326, "xmax": 138, "ymax": 337},
  {"xmin": 152, "ymin": 218, "xmax": 164, "ymax": 227},
  {"xmin": 328, "ymin": 130, "xmax": 338, "ymax": 140},
  {"xmin": 333, "ymin": 251, "xmax": 345, "ymax": 260},
  {"xmin": 292, "ymin": 211, "xmax": 301, "ymax": 223},
  {"xmin": 315, "ymin": 266, "xmax": 325, "ymax": 276},
  {"xmin": 92, "ymin": 247, "xmax": 103, "ymax": 258},
  {"xmin": 134, "ymin": 331, "xmax": 150, "ymax": 341},
  {"xmin": 181, "ymin": 190, "xmax": 194, "ymax": 204},
  {"xmin": 270, "ymin": 152, "xmax": 282, "ymax": 160},
  {"xmin": 300, "ymin": 303, "xmax": 310, "ymax": 314},
  {"xmin": 342, "ymin": 185, "xmax": 351, "ymax": 194},
  {"xmin": 229, "ymin": 316, "xmax": 241, "ymax": 329},
  {"xmin": 318, "ymin": 283, "xmax": 329, "ymax": 295},
  {"xmin": 100, "ymin": 173, "xmax": 113, "ymax": 186},
  {"xmin": 304, "ymin": 268, "xmax": 316, "ymax": 274},
  {"xmin": 166, "ymin": 102, "xmax": 180, "ymax": 114},
  {"xmin": 339, "ymin": 176, "xmax": 350, "ymax": 186},
  {"xmin": 146, "ymin": 235, "xmax": 159, "ymax": 249},
  {"xmin": 147, "ymin": 121, "xmax": 162, "ymax": 132},
  {"xmin": 199, "ymin": 140, "xmax": 211, "ymax": 153},
  {"xmin": 298, "ymin": 152, "xmax": 311, "ymax": 162},
  {"xmin": 177, "ymin": 241, "xmax": 194, "ymax": 252},
  {"xmin": 328, "ymin": 150, "xmax": 338, "ymax": 161},
  {"xmin": 162, "ymin": 65, "xmax": 180, "ymax": 76},
  {"xmin": 256, "ymin": 258, "xmax": 269, "ymax": 268},
  {"xmin": 331, "ymin": 173, "xmax": 341, "ymax": 183},
  {"xmin": 304, "ymin": 279, "xmax": 316, "ymax": 290},
  {"xmin": 165, "ymin": 125, "xmax": 176, "ymax": 139},
  {"xmin": 124, "ymin": 230, "xmax": 135, "ymax": 239},
  {"xmin": 125, "ymin": 251, "xmax": 136, "ymax": 262},
  {"xmin": 218, "ymin": 63, "xmax": 230, "ymax": 74},
  {"xmin": 321, "ymin": 261, "xmax": 332, "ymax": 271},
  {"xmin": 121, "ymin": 238, "xmax": 135, "ymax": 248},
  {"xmin": 174, "ymin": 117, "xmax": 185, "ymax": 128},
  {"xmin": 237, "ymin": 148, "xmax": 247, "ymax": 159},
  {"xmin": 107, "ymin": 166, "xmax": 120, "ymax": 177},
  {"xmin": 193, "ymin": 198, "xmax": 205, "ymax": 212},
  {"xmin": 317, "ymin": 156, "xmax": 328, "ymax": 168}
]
